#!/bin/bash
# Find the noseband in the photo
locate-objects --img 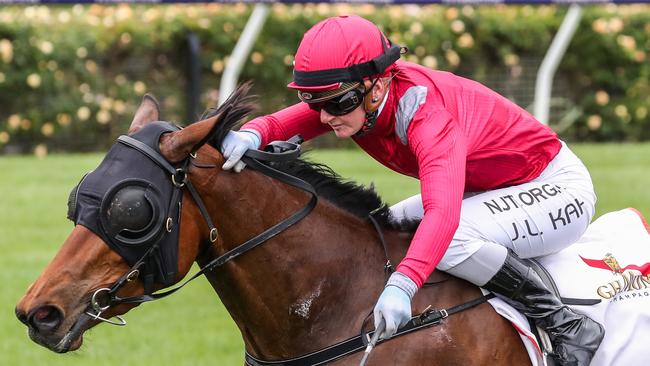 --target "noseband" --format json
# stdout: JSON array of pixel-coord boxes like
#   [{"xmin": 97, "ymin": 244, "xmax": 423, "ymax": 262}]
[{"xmin": 71, "ymin": 123, "xmax": 316, "ymax": 326}]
